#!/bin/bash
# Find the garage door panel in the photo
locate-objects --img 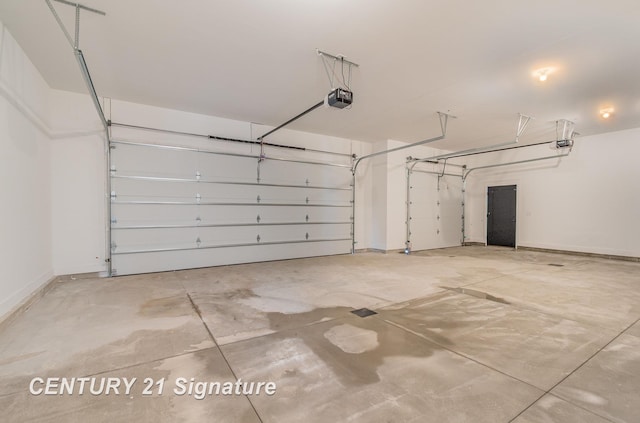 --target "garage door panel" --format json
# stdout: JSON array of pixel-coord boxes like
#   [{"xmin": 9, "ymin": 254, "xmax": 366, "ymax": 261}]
[
  {"xmin": 112, "ymin": 227, "xmax": 203, "ymax": 250},
  {"xmin": 259, "ymin": 160, "xmax": 351, "ymax": 187},
  {"xmin": 111, "ymin": 240, "xmax": 351, "ymax": 276},
  {"xmin": 410, "ymin": 173, "xmax": 463, "ymax": 251},
  {"xmin": 109, "ymin": 138, "xmax": 353, "ymax": 275},
  {"xmin": 112, "ymin": 179, "xmax": 351, "ymax": 203},
  {"xmin": 112, "ymin": 145, "xmax": 199, "ymax": 177},
  {"xmin": 195, "ymin": 152, "xmax": 262, "ymax": 178},
  {"xmin": 112, "ymin": 223, "xmax": 350, "ymax": 252},
  {"xmin": 112, "ymin": 205, "xmax": 351, "ymax": 227},
  {"xmin": 111, "ymin": 203, "xmax": 199, "ymax": 224}
]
